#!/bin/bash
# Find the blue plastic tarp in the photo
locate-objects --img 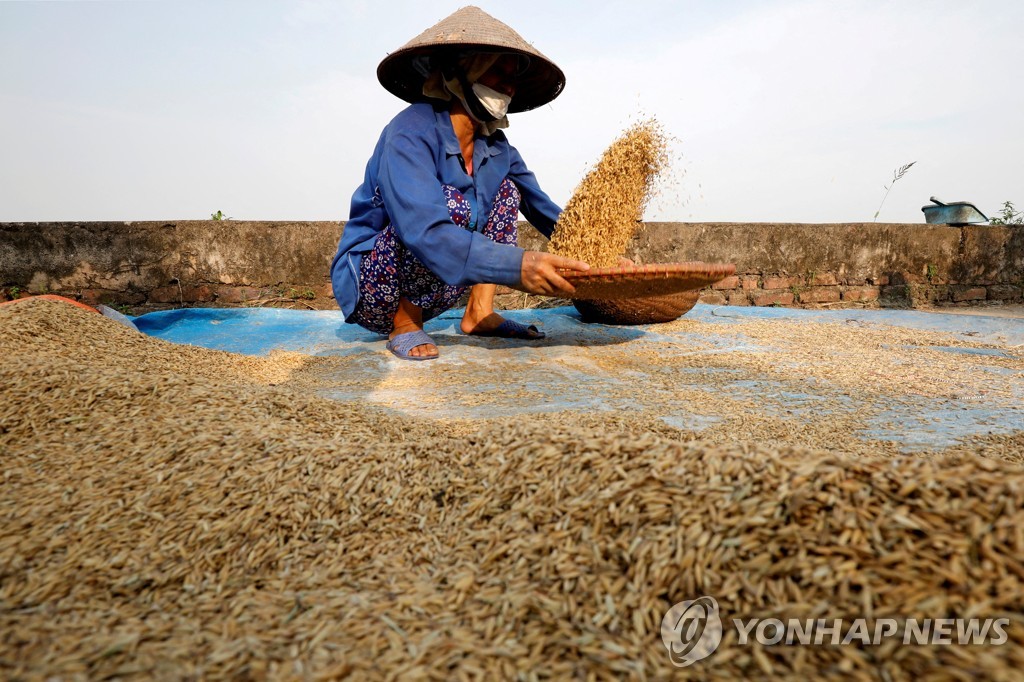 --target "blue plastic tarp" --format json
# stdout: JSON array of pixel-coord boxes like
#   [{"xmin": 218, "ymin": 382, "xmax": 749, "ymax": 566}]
[
  {"xmin": 132, "ymin": 304, "xmax": 1024, "ymax": 356},
  {"xmin": 128, "ymin": 304, "xmax": 1024, "ymax": 451}
]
